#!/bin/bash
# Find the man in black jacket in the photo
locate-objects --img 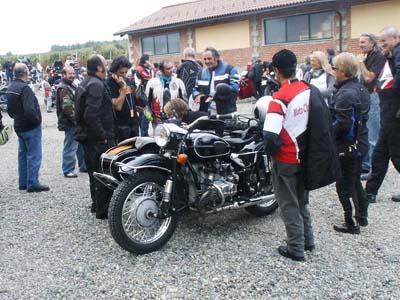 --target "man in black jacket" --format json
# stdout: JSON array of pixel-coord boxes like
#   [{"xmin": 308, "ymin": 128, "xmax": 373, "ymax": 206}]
[
  {"xmin": 7, "ymin": 63, "xmax": 49, "ymax": 192},
  {"xmin": 366, "ymin": 26, "xmax": 400, "ymax": 203},
  {"xmin": 177, "ymin": 47, "xmax": 202, "ymax": 99},
  {"xmin": 248, "ymin": 59, "xmax": 264, "ymax": 99},
  {"xmin": 75, "ymin": 55, "xmax": 115, "ymax": 219},
  {"xmin": 56, "ymin": 66, "xmax": 86, "ymax": 178}
]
